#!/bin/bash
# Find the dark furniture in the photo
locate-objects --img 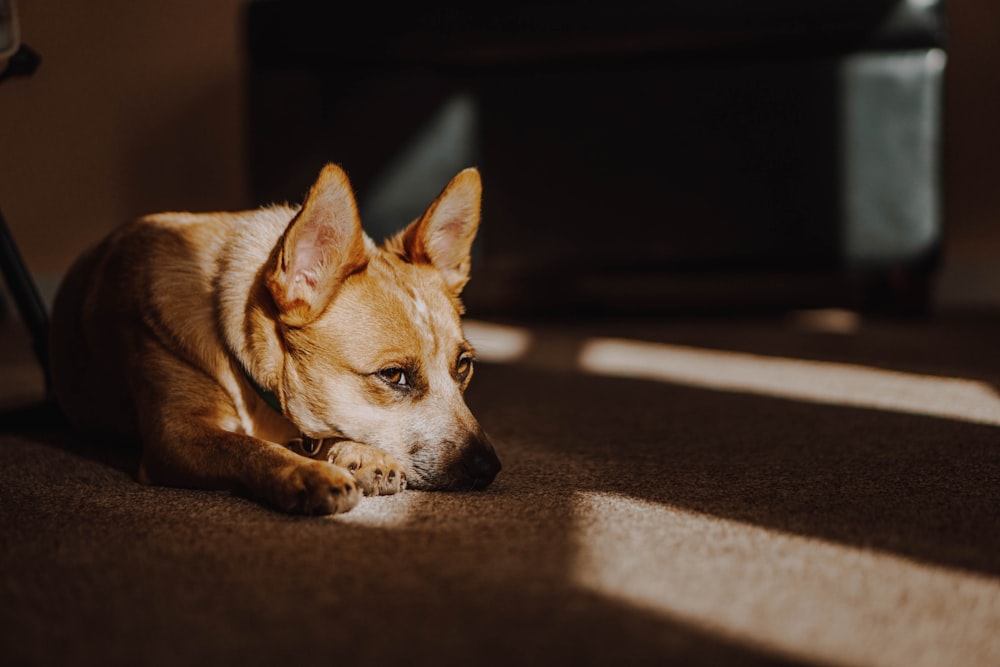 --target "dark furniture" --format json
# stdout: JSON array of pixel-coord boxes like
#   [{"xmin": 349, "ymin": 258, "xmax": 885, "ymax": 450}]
[{"xmin": 246, "ymin": 0, "xmax": 946, "ymax": 315}]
